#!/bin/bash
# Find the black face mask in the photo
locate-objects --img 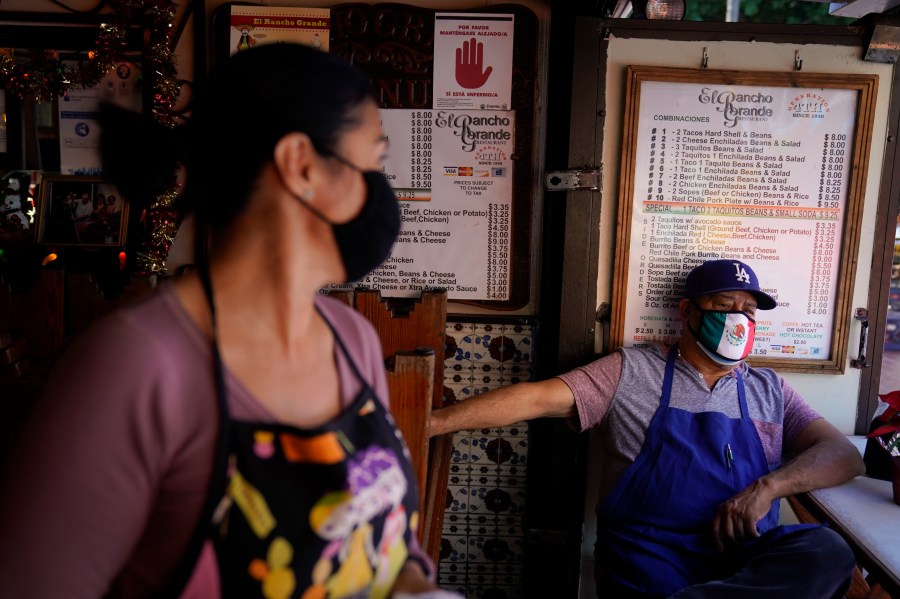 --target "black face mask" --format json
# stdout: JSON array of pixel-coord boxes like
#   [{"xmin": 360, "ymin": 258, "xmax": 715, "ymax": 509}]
[
  {"xmin": 295, "ymin": 160, "xmax": 400, "ymax": 283},
  {"xmin": 333, "ymin": 170, "xmax": 400, "ymax": 282}
]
